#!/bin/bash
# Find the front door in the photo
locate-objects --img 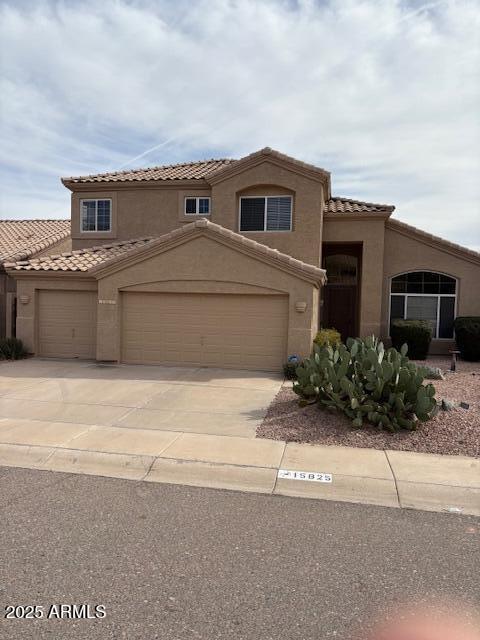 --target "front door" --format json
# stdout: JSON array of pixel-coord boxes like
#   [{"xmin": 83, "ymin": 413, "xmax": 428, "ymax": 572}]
[
  {"xmin": 323, "ymin": 285, "xmax": 357, "ymax": 342},
  {"xmin": 321, "ymin": 245, "xmax": 362, "ymax": 342}
]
